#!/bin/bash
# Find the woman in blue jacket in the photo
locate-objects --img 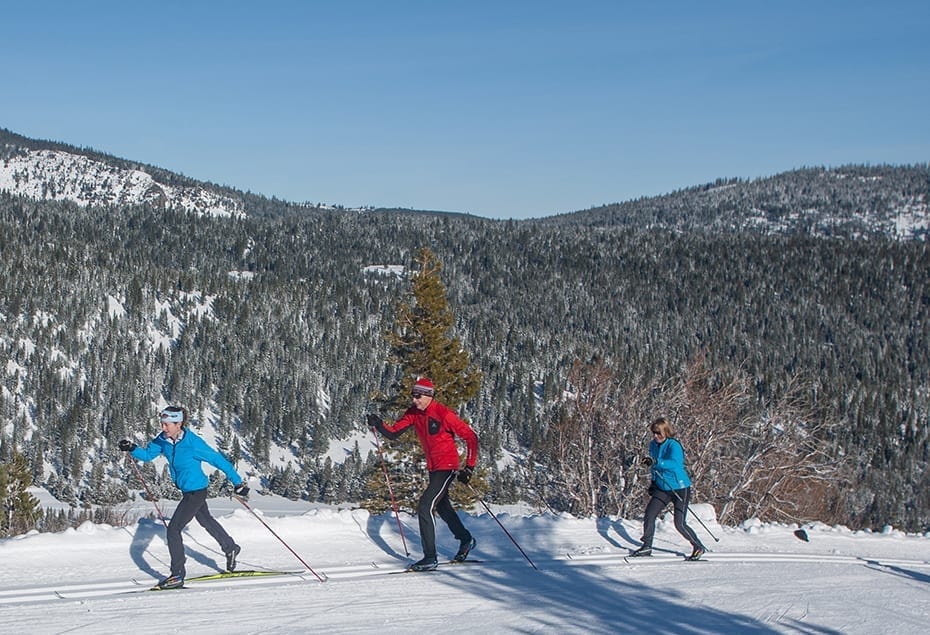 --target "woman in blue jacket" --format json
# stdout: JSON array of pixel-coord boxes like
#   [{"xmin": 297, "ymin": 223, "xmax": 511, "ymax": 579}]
[
  {"xmin": 629, "ymin": 417, "xmax": 706, "ymax": 560},
  {"xmin": 119, "ymin": 406, "xmax": 249, "ymax": 589}
]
